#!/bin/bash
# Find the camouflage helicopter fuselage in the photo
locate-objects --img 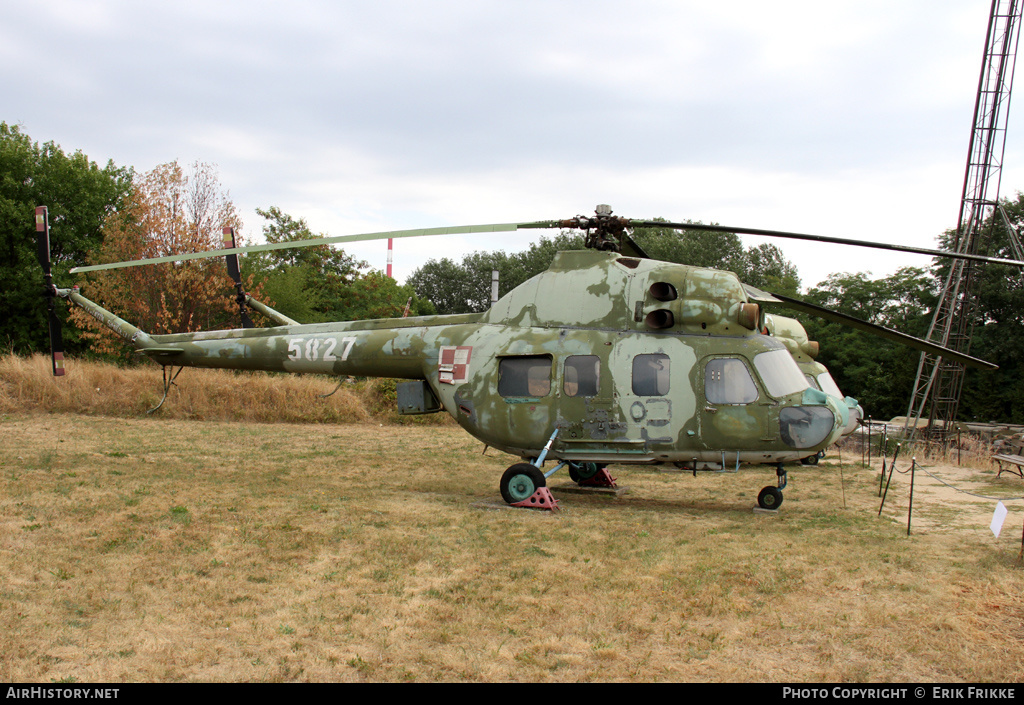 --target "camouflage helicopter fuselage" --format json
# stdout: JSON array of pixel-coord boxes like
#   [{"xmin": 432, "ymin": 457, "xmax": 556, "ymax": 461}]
[{"xmin": 62, "ymin": 249, "xmax": 847, "ymax": 468}]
